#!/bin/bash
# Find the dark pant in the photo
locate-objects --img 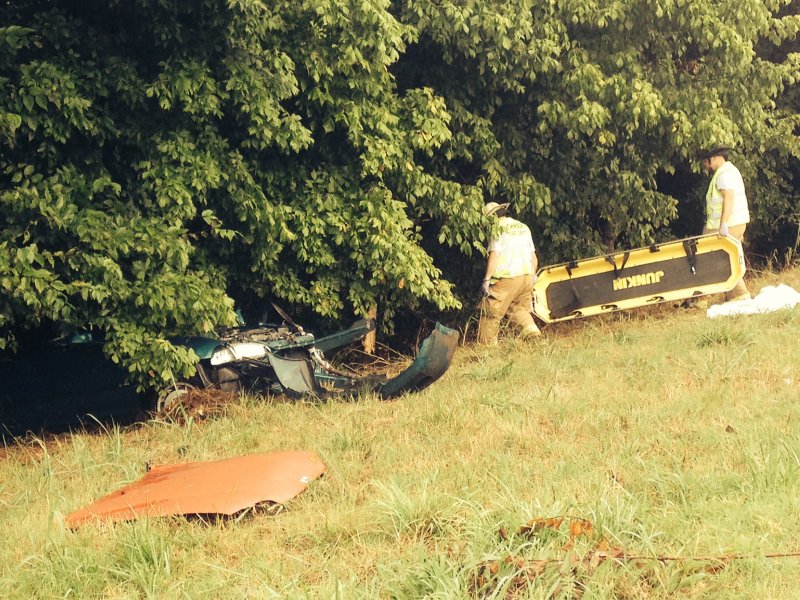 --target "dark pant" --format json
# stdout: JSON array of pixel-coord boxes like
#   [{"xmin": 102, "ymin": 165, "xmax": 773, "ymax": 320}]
[{"xmin": 704, "ymin": 224, "xmax": 749, "ymax": 301}]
